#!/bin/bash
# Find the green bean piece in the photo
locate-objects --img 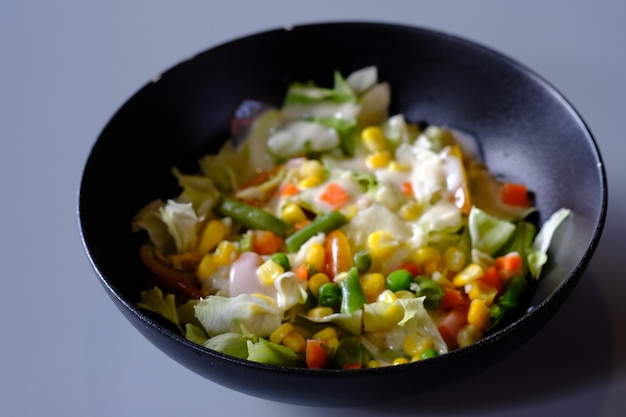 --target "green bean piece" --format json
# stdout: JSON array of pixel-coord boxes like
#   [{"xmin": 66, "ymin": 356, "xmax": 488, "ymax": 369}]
[
  {"xmin": 217, "ymin": 197, "xmax": 291, "ymax": 237},
  {"xmin": 340, "ymin": 267, "xmax": 366, "ymax": 314},
  {"xmin": 488, "ymin": 303, "xmax": 506, "ymax": 331},
  {"xmin": 270, "ymin": 252, "xmax": 291, "ymax": 271},
  {"xmin": 415, "ymin": 276, "xmax": 444, "ymax": 310},
  {"xmin": 386, "ymin": 269, "xmax": 413, "ymax": 292},
  {"xmin": 285, "ymin": 211, "xmax": 348, "ymax": 252},
  {"xmin": 317, "ymin": 282, "xmax": 342, "ymax": 309},
  {"xmin": 352, "ymin": 250, "xmax": 372, "ymax": 273},
  {"xmin": 499, "ymin": 275, "xmax": 529, "ymax": 310},
  {"xmin": 420, "ymin": 348, "xmax": 439, "ymax": 360}
]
